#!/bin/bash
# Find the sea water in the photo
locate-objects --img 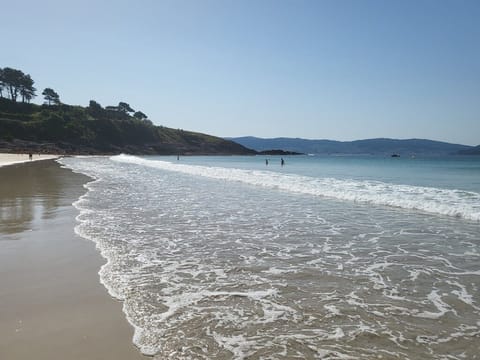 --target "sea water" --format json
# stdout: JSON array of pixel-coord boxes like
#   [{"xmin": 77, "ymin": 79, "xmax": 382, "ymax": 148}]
[{"xmin": 58, "ymin": 154, "xmax": 480, "ymax": 359}]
